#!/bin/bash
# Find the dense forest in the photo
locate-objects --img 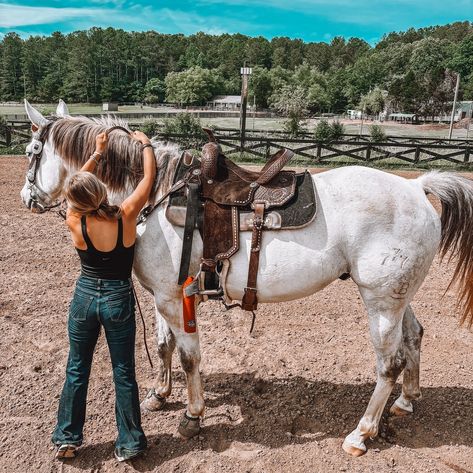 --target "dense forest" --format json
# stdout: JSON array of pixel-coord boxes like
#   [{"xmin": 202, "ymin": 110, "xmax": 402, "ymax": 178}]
[{"xmin": 1, "ymin": 22, "xmax": 472, "ymax": 116}]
